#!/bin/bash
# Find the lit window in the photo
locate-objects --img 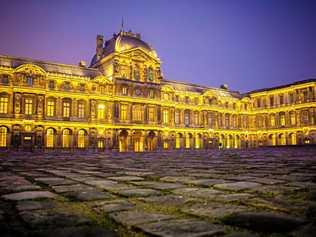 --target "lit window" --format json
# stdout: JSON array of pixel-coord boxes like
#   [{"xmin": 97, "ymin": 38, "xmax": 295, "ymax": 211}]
[
  {"xmin": 148, "ymin": 89, "xmax": 154, "ymax": 98},
  {"xmin": 64, "ymin": 82, "xmax": 71, "ymax": 90},
  {"xmin": 147, "ymin": 67, "xmax": 154, "ymax": 81},
  {"xmin": 270, "ymin": 115, "xmax": 275, "ymax": 127},
  {"xmin": 78, "ymin": 102, "xmax": 85, "ymax": 118},
  {"xmin": 0, "ymin": 97, "xmax": 8, "ymax": 114},
  {"xmin": 98, "ymin": 140, "xmax": 104, "ymax": 149},
  {"xmin": 148, "ymin": 107, "xmax": 155, "ymax": 122},
  {"xmin": 122, "ymin": 87, "xmax": 128, "ymax": 95},
  {"xmin": 78, "ymin": 130, "xmax": 85, "ymax": 148},
  {"xmin": 134, "ymin": 66, "xmax": 140, "ymax": 81},
  {"xmin": 290, "ymin": 112, "xmax": 296, "ymax": 125},
  {"xmin": 194, "ymin": 113, "xmax": 199, "ymax": 125},
  {"xmin": 0, "ymin": 127, "xmax": 7, "ymax": 147},
  {"xmin": 120, "ymin": 104, "xmax": 128, "ymax": 121},
  {"xmin": 62, "ymin": 129, "xmax": 71, "ymax": 148},
  {"xmin": 132, "ymin": 105, "xmax": 143, "ymax": 121},
  {"xmin": 163, "ymin": 93, "xmax": 169, "ymax": 100},
  {"xmin": 63, "ymin": 101, "xmax": 70, "ymax": 118},
  {"xmin": 25, "ymin": 98, "xmax": 33, "ymax": 115},
  {"xmin": 184, "ymin": 111, "xmax": 190, "ymax": 126},
  {"xmin": 280, "ymin": 113, "xmax": 285, "ymax": 126},
  {"xmin": 1, "ymin": 75, "xmax": 9, "ymax": 85},
  {"xmin": 47, "ymin": 100, "xmax": 55, "ymax": 117},
  {"xmin": 46, "ymin": 128, "xmax": 54, "ymax": 148},
  {"xmin": 175, "ymin": 110, "xmax": 180, "ymax": 124},
  {"xmin": 162, "ymin": 109, "xmax": 169, "ymax": 124},
  {"xmin": 97, "ymin": 104, "xmax": 105, "ymax": 119}
]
